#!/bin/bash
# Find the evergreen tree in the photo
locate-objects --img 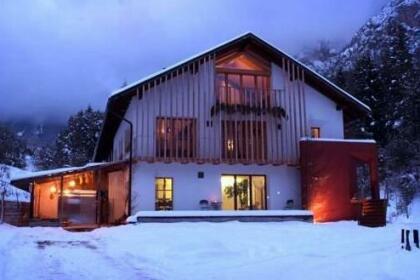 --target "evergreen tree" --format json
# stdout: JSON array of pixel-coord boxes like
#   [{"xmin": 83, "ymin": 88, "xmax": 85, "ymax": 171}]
[
  {"xmin": 378, "ymin": 21, "xmax": 415, "ymax": 143},
  {"xmin": 332, "ymin": 66, "xmax": 348, "ymax": 89},
  {"xmin": 54, "ymin": 106, "xmax": 104, "ymax": 167},
  {"xmin": 33, "ymin": 145, "xmax": 56, "ymax": 170},
  {"xmin": 34, "ymin": 106, "xmax": 104, "ymax": 169},
  {"xmin": 0, "ymin": 124, "xmax": 26, "ymax": 168},
  {"xmin": 349, "ymin": 55, "xmax": 384, "ymax": 142}
]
